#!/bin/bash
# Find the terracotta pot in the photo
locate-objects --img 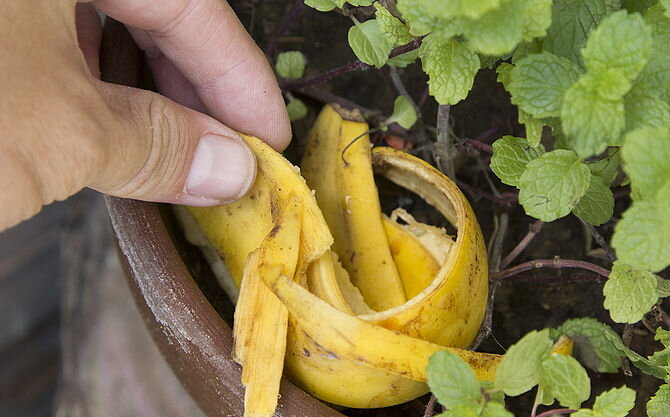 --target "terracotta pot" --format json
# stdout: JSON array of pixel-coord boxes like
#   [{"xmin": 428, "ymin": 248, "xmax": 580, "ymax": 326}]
[{"xmin": 102, "ymin": 20, "xmax": 343, "ymax": 417}]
